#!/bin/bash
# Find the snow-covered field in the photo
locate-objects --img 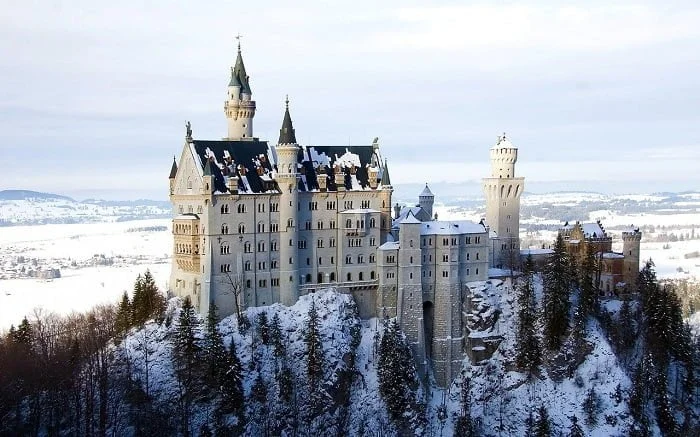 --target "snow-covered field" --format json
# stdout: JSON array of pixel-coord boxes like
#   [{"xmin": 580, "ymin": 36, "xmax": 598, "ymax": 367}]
[{"xmin": 0, "ymin": 219, "xmax": 172, "ymax": 330}]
